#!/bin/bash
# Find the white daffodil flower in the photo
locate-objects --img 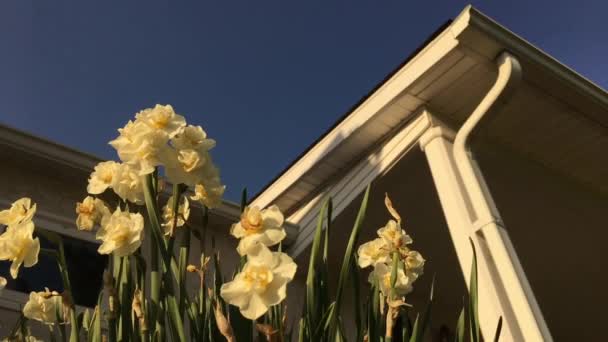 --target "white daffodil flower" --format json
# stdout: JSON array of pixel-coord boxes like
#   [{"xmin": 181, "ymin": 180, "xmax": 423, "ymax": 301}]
[
  {"xmin": 164, "ymin": 149, "xmax": 211, "ymax": 186},
  {"xmin": 162, "ymin": 195, "xmax": 190, "ymax": 235},
  {"xmin": 368, "ymin": 262, "xmax": 413, "ymax": 298},
  {"xmin": 377, "ymin": 220, "xmax": 413, "ymax": 250},
  {"xmin": 172, "ymin": 125, "xmax": 215, "ymax": 151},
  {"xmin": 0, "ymin": 276, "xmax": 6, "ymax": 295},
  {"xmin": 96, "ymin": 208, "xmax": 144, "ymax": 257},
  {"xmin": 357, "ymin": 237, "xmax": 391, "ymax": 268},
  {"xmin": 190, "ymin": 176, "xmax": 225, "ymax": 209},
  {"xmin": 135, "ymin": 104, "xmax": 186, "ymax": 138},
  {"xmin": 0, "ymin": 220, "xmax": 40, "ymax": 279},
  {"xmin": 22, "ymin": 289, "xmax": 60, "ymax": 324},
  {"xmin": 75, "ymin": 196, "xmax": 111, "ymax": 231},
  {"xmin": 111, "ymin": 163, "xmax": 145, "ymax": 205},
  {"xmin": 404, "ymin": 250, "xmax": 425, "ymax": 280},
  {"xmin": 109, "ymin": 119, "xmax": 171, "ymax": 175},
  {"xmin": 230, "ymin": 205, "xmax": 286, "ymax": 256},
  {"xmin": 220, "ymin": 243, "xmax": 297, "ymax": 320},
  {"xmin": 87, "ymin": 161, "xmax": 120, "ymax": 195},
  {"xmin": 0, "ymin": 198, "xmax": 36, "ymax": 226}
]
